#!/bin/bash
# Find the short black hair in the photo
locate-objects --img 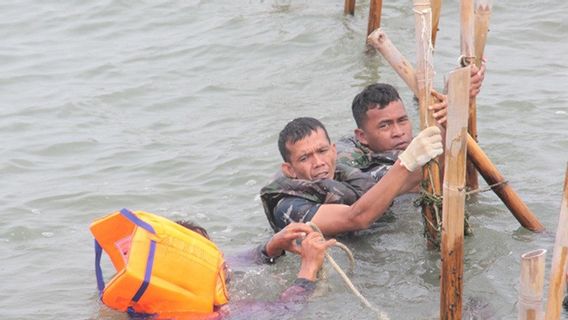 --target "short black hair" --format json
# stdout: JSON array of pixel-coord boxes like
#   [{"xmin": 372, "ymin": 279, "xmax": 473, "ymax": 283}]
[
  {"xmin": 277, "ymin": 117, "xmax": 330, "ymax": 162},
  {"xmin": 176, "ymin": 220, "xmax": 210, "ymax": 240},
  {"xmin": 351, "ymin": 83, "xmax": 401, "ymax": 128}
]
